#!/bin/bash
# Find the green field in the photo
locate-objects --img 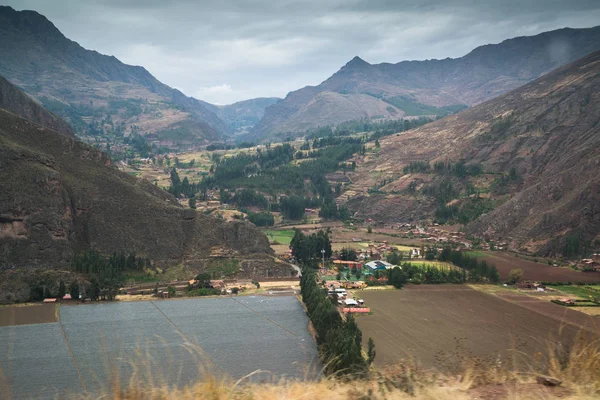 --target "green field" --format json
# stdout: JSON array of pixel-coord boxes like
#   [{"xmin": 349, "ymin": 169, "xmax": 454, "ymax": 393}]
[
  {"xmin": 550, "ymin": 285, "xmax": 600, "ymax": 300},
  {"xmin": 263, "ymin": 229, "xmax": 295, "ymax": 245},
  {"xmin": 402, "ymin": 260, "xmax": 457, "ymax": 269}
]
